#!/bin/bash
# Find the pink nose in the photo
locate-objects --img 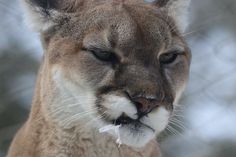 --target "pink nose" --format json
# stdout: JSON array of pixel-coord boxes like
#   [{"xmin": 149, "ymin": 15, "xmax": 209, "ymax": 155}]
[{"xmin": 132, "ymin": 96, "xmax": 159, "ymax": 114}]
